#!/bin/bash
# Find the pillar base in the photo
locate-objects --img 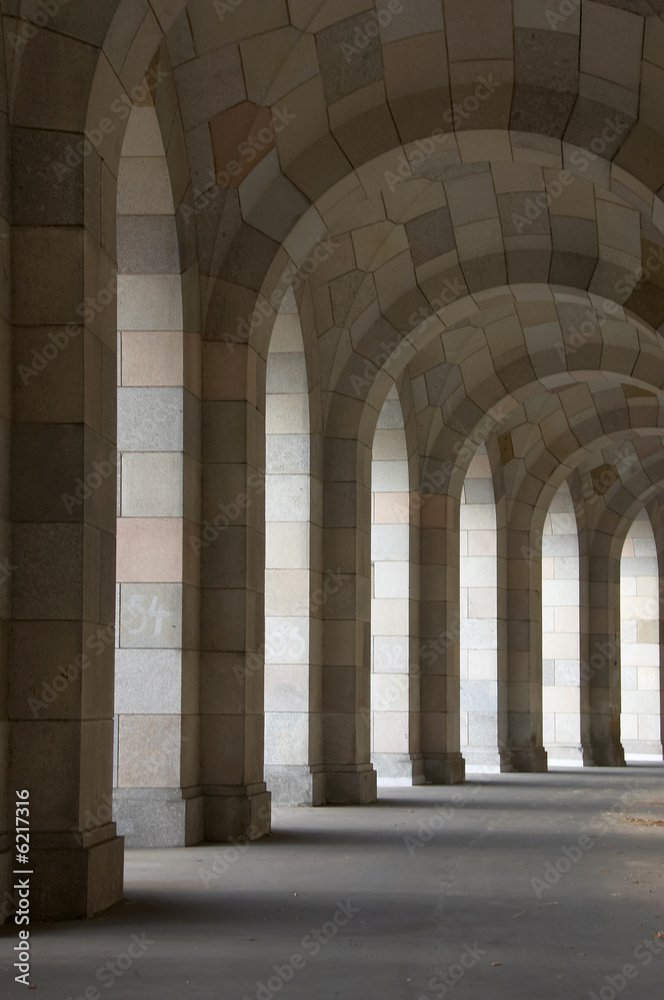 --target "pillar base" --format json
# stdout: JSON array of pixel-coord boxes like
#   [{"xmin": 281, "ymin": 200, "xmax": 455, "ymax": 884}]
[
  {"xmin": 372, "ymin": 753, "xmax": 425, "ymax": 785},
  {"xmin": 500, "ymin": 746, "xmax": 548, "ymax": 773},
  {"xmin": 546, "ymin": 744, "xmax": 583, "ymax": 765},
  {"xmin": 203, "ymin": 783, "xmax": 271, "ymax": 841},
  {"xmin": 582, "ymin": 742, "xmax": 626, "ymax": 767},
  {"xmin": 265, "ymin": 765, "xmax": 326, "ymax": 806},
  {"xmin": 323, "ymin": 764, "xmax": 377, "ymax": 804},
  {"xmin": 29, "ymin": 829, "xmax": 124, "ymax": 920},
  {"xmin": 622, "ymin": 741, "xmax": 662, "ymax": 759},
  {"xmin": 422, "ymin": 752, "xmax": 466, "ymax": 785},
  {"xmin": 113, "ymin": 788, "xmax": 204, "ymax": 847},
  {"xmin": 462, "ymin": 748, "xmax": 502, "ymax": 773}
]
